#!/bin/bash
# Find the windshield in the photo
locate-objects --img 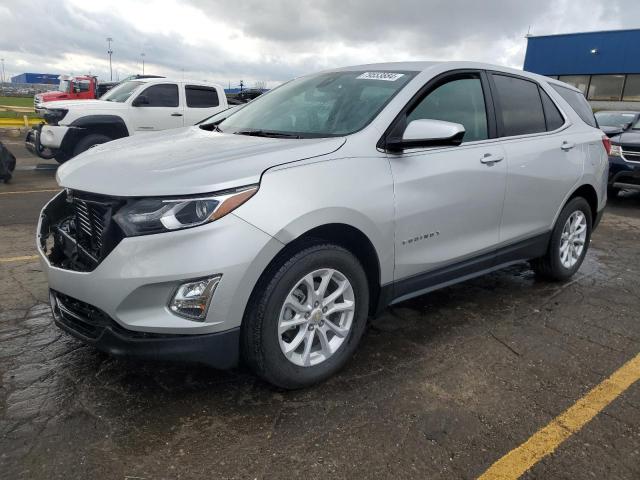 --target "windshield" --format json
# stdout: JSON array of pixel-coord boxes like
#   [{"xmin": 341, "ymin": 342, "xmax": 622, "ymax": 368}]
[
  {"xmin": 595, "ymin": 112, "xmax": 637, "ymax": 128},
  {"xmin": 58, "ymin": 80, "xmax": 71, "ymax": 93},
  {"xmin": 101, "ymin": 81, "xmax": 144, "ymax": 102},
  {"xmin": 218, "ymin": 70, "xmax": 416, "ymax": 137}
]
